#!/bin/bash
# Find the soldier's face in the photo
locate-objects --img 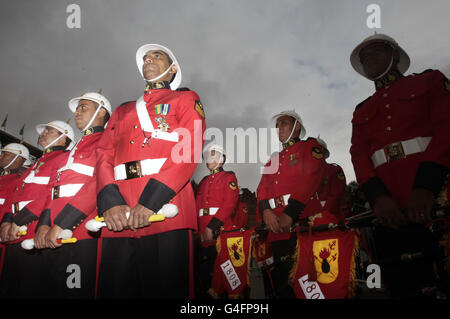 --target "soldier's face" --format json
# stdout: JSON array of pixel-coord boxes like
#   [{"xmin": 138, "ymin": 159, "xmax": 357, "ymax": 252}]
[
  {"xmin": 38, "ymin": 126, "xmax": 65, "ymax": 148},
  {"xmin": 142, "ymin": 50, "xmax": 177, "ymax": 82},
  {"xmin": 0, "ymin": 151, "xmax": 18, "ymax": 168},
  {"xmin": 206, "ymin": 150, "xmax": 223, "ymax": 170},
  {"xmin": 276, "ymin": 116, "xmax": 300, "ymax": 142},
  {"xmin": 359, "ymin": 42, "xmax": 394, "ymax": 79},
  {"xmin": 75, "ymin": 99, "xmax": 99, "ymax": 130}
]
